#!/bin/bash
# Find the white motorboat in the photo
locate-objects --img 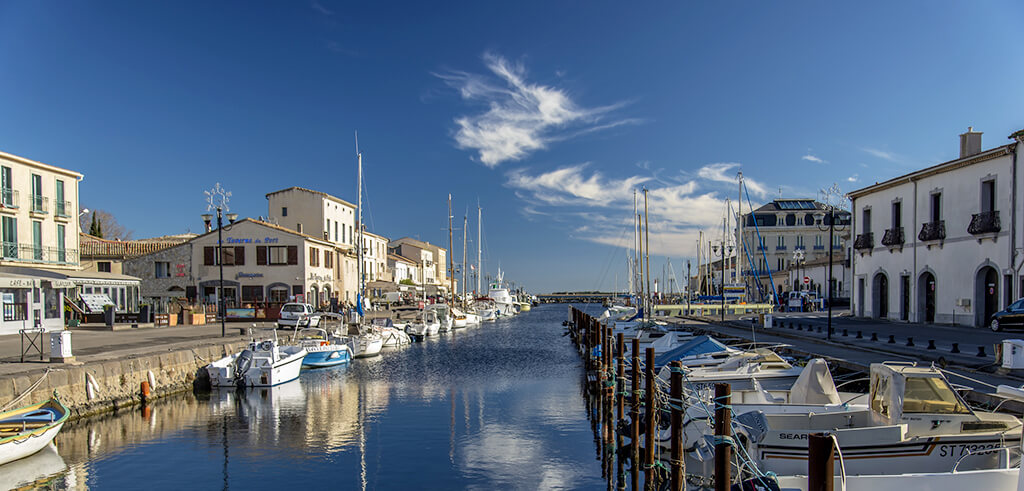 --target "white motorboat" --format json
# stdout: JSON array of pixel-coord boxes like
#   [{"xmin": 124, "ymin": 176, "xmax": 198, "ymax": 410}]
[
  {"xmin": 453, "ymin": 306, "xmax": 480, "ymax": 326},
  {"xmin": 348, "ymin": 327, "xmax": 384, "ymax": 358},
  {"xmin": 656, "ymin": 348, "xmax": 805, "ymax": 391},
  {"xmin": 488, "ymin": 269, "xmax": 517, "ymax": 317},
  {"xmin": 471, "ymin": 297, "xmax": 498, "ymax": 321},
  {"xmin": 297, "ymin": 328, "xmax": 352, "ymax": 368},
  {"xmin": 369, "ymin": 317, "xmax": 411, "ymax": 347},
  {"xmin": 406, "ymin": 310, "xmax": 441, "ymax": 337},
  {"xmin": 427, "ymin": 304, "xmax": 454, "ymax": 332},
  {"xmin": 207, "ymin": 330, "xmax": 307, "ymax": 387}
]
